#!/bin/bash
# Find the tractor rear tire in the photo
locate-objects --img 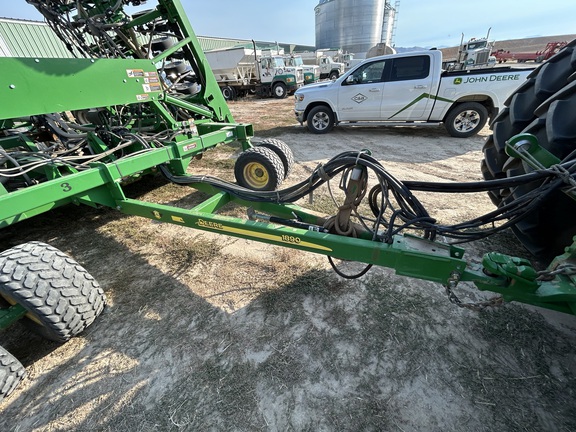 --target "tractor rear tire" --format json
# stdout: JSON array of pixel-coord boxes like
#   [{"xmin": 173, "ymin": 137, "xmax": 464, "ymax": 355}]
[
  {"xmin": 0, "ymin": 242, "xmax": 106, "ymax": 343},
  {"xmin": 0, "ymin": 346, "xmax": 25, "ymax": 400},
  {"xmin": 256, "ymin": 138, "xmax": 294, "ymax": 178},
  {"xmin": 481, "ymin": 39, "xmax": 576, "ymax": 259}
]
